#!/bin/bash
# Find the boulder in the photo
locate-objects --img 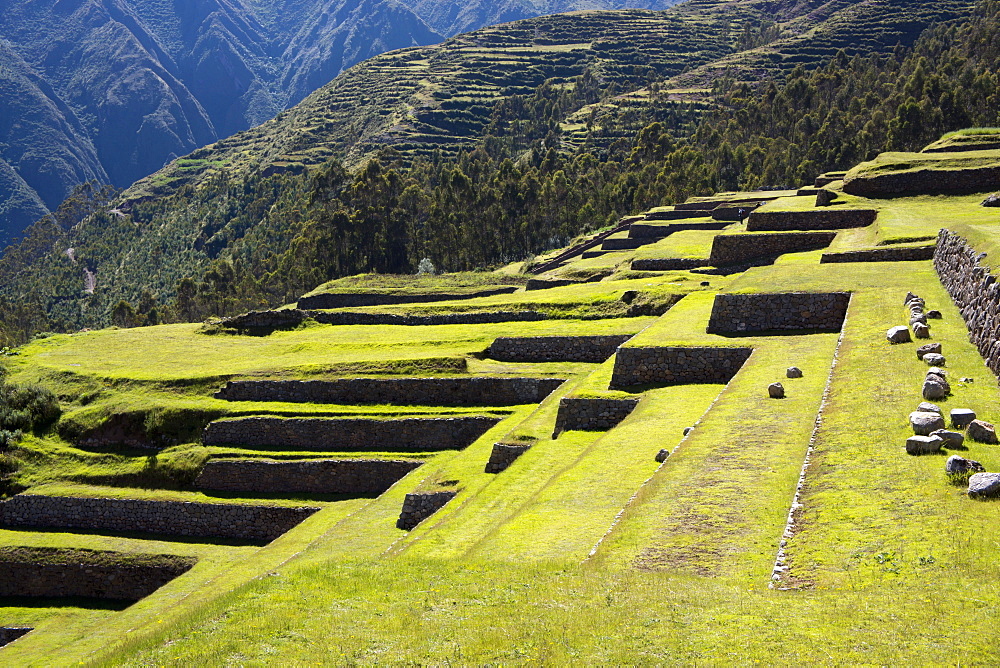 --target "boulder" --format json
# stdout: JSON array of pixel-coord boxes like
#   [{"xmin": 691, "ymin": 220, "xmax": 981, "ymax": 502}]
[
  {"xmin": 916, "ymin": 343, "xmax": 942, "ymax": 360},
  {"xmin": 968, "ymin": 472, "xmax": 1000, "ymax": 498},
  {"xmin": 683, "ymin": 426, "xmax": 693, "ymax": 436},
  {"xmin": 930, "ymin": 429, "xmax": 965, "ymax": 448},
  {"xmin": 923, "ymin": 353, "xmax": 946, "ymax": 366},
  {"xmin": 655, "ymin": 449, "xmax": 670, "ymax": 463},
  {"xmin": 945, "ymin": 454, "xmax": 983, "ymax": 475},
  {"xmin": 904, "ymin": 292, "xmax": 919, "ymax": 305},
  {"xmin": 917, "ymin": 402, "xmax": 941, "ymax": 414},
  {"xmin": 910, "ymin": 314, "xmax": 928, "ymax": 326},
  {"xmin": 906, "ymin": 298, "xmax": 925, "ymax": 309},
  {"xmin": 981, "ymin": 193, "xmax": 1000, "ymax": 207},
  {"xmin": 926, "ymin": 310, "xmax": 942, "ymax": 319},
  {"xmin": 886, "ymin": 326, "xmax": 911, "ymax": 344},
  {"xmin": 967, "ymin": 419, "xmax": 999, "ymax": 444},
  {"xmin": 909, "ymin": 411, "xmax": 945, "ymax": 435},
  {"xmin": 906, "ymin": 434, "xmax": 944, "ymax": 455},
  {"xmin": 922, "ymin": 379, "xmax": 947, "ymax": 401},
  {"xmin": 913, "ymin": 323, "xmax": 931, "ymax": 339},
  {"xmin": 768, "ymin": 382, "xmax": 785, "ymax": 399},
  {"xmin": 786, "ymin": 367, "xmax": 803, "ymax": 378},
  {"xmin": 926, "ymin": 373, "xmax": 951, "ymax": 395},
  {"xmin": 815, "ymin": 189, "xmax": 837, "ymax": 206},
  {"xmin": 951, "ymin": 408, "xmax": 976, "ymax": 429}
]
